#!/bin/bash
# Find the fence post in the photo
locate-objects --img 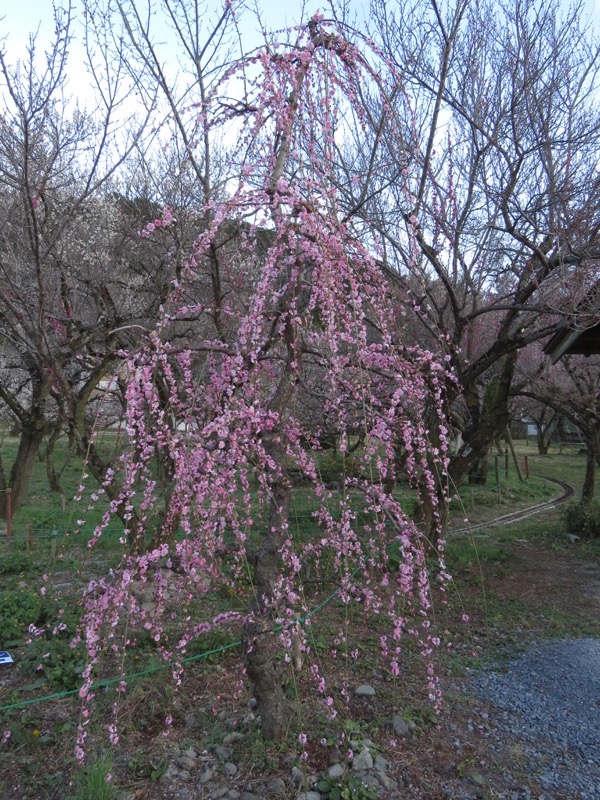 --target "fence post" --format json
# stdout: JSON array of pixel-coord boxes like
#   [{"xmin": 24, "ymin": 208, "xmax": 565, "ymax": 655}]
[
  {"xmin": 6, "ymin": 488, "xmax": 12, "ymax": 539},
  {"xmin": 524, "ymin": 455, "xmax": 529, "ymax": 480},
  {"xmin": 495, "ymin": 455, "xmax": 501, "ymax": 505}
]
